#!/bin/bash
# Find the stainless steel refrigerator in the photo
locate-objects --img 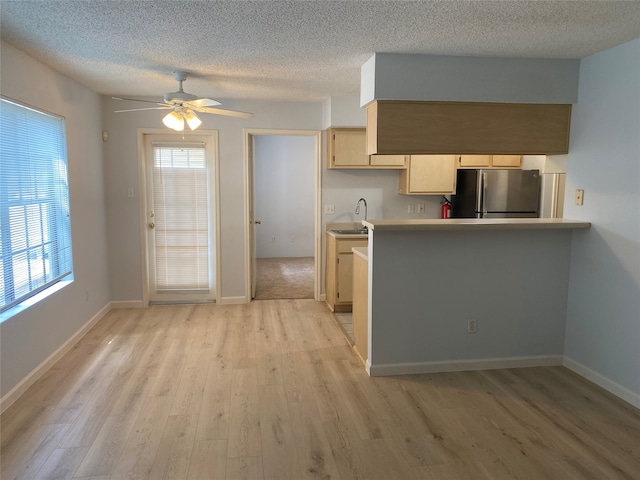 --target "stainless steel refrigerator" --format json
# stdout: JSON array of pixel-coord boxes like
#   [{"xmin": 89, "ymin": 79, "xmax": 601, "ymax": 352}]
[{"xmin": 452, "ymin": 169, "xmax": 541, "ymax": 218}]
